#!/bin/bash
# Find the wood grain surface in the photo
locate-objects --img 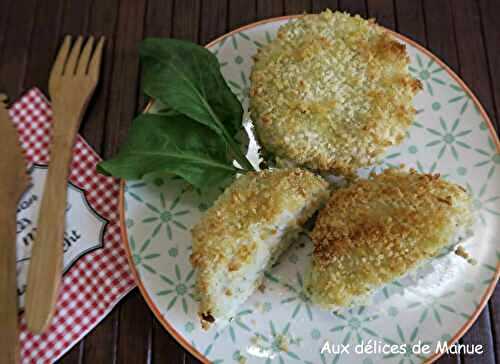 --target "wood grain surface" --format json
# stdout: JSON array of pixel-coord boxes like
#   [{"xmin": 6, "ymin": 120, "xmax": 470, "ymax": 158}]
[{"xmin": 0, "ymin": 0, "xmax": 498, "ymax": 363}]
